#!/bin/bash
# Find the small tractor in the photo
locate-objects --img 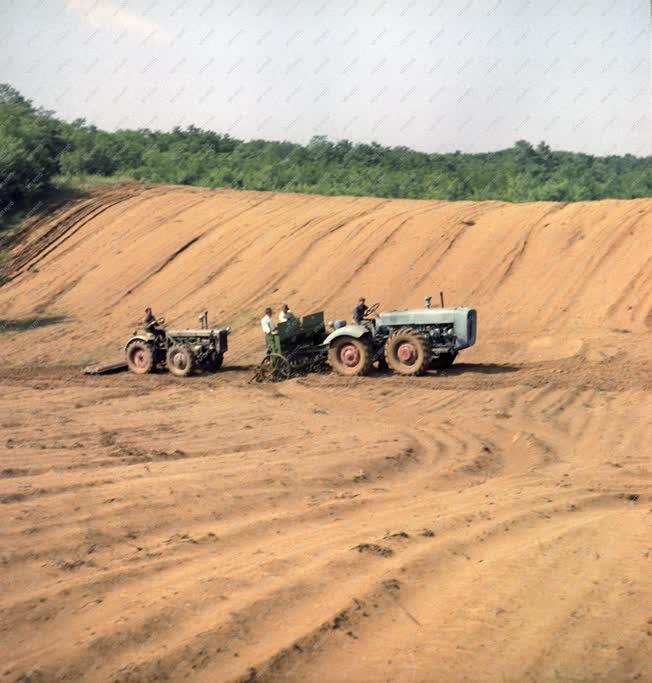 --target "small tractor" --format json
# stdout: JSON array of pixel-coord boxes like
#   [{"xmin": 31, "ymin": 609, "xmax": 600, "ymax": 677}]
[
  {"xmin": 125, "ymin": 311, "xmax": 231, "ymax": 377},
  {"xmin": 323, "ymin": 295, "xmax": 477, "ymax": 377}
]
